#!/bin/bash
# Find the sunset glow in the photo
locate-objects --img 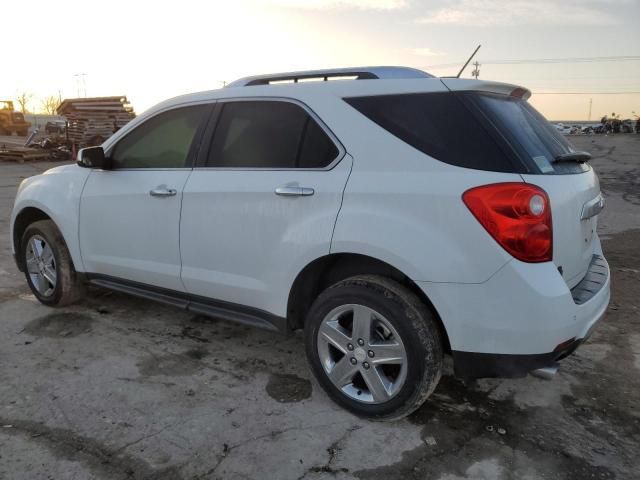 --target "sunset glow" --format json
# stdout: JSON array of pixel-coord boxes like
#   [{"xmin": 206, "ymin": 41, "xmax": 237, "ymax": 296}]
[{"xmin": 3, "ymin": 0, "xmax": 639, "ymax": 119}]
